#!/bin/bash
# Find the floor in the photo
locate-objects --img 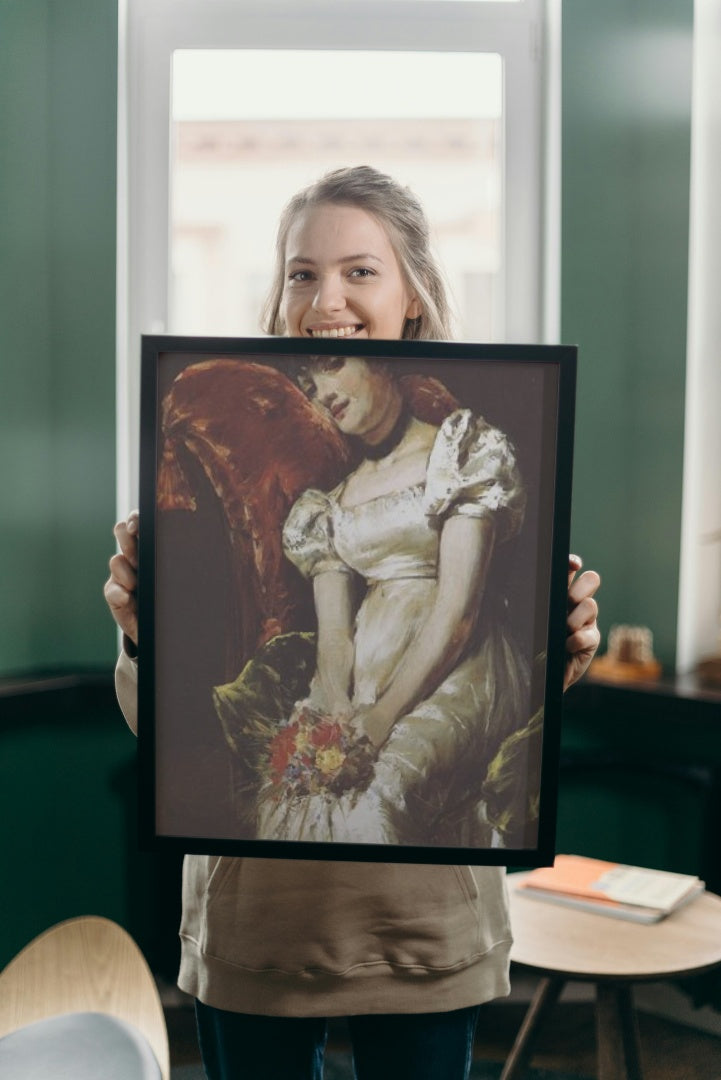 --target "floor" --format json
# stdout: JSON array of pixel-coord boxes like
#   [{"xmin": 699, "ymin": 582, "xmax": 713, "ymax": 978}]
[
  {"xmin": 165, "ymin": 978, "xmax": 721, "ymax": 1079},
  {"xmin": 473, "ymin": 999, "xmax": 721, "ymax": 1079}
]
